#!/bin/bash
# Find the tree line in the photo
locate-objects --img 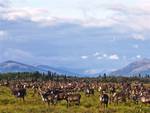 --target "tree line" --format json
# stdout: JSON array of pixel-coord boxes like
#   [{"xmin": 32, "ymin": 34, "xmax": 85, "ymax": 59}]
[{"xmin": 0, "ymin": 71, "xmax": 149, "ymax": 83}]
